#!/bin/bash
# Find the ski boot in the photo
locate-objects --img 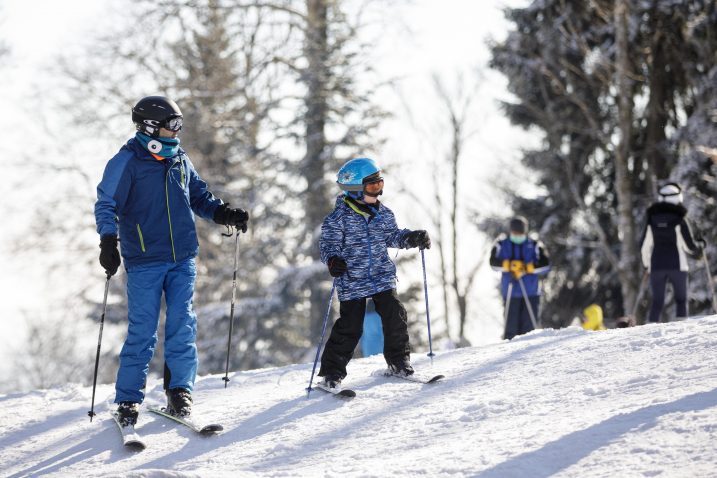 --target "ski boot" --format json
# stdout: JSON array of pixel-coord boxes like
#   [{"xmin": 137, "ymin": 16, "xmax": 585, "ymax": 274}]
[
  {"xmin": 388, "ymin": 359, "xmax": 415, "ymax": 377},
  {"xmin": 321, "ymin": 374, "xmax": 343, "ymax": 391},
  {"xmin": 116, "ymin": 401, "xmax": 139, "ymax": 426},
  {"xmin": 166, "ymin": 388, "xmax": 193, "ymax": 417}
]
